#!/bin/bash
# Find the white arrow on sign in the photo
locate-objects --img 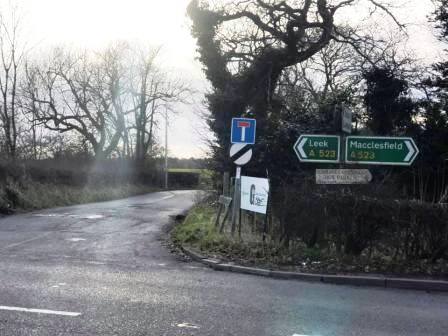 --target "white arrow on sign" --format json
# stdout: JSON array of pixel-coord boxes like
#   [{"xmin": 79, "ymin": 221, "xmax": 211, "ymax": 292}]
[
  {"xmin": 230, "ymin": 143, "xmax": 253, "ymax": 166},
  {"xmin": 297, "ymin": 137, "xmax": 307, "ymax": 158},
  {"xmin": 404, "ymin": 140, "xmax": 416, "ymax": 162}
]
